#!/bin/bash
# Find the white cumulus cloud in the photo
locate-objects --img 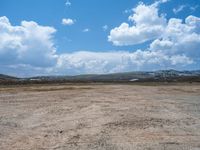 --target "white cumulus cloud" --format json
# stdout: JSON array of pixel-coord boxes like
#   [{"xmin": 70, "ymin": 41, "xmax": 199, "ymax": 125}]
[
  {"xmin": 0, "ymin": 16, "xmax": 57, "ymax": 68},
  {"xmin": 150, "ymin": 15, "xmax": 200, "ymax": 59},
  {"xmin": 108, "ymin": 2, "xmax": 167, "ymax": 46},
  {"xmin": 62, "ymin": 18, "xmax": 75, "ymax": 26}
]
